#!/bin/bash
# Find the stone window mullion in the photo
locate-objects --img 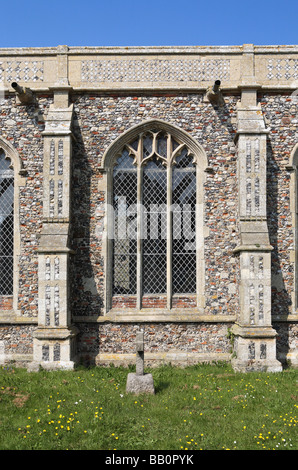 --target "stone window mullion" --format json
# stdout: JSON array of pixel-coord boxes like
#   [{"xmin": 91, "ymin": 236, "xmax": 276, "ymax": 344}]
[
  {"xmin": 136, "ymin": 163, "xmax": 143, "ymax": 310},
  {"xmin": 167, "ymin": 161, "xmax": 173, "ymax": 309}
]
